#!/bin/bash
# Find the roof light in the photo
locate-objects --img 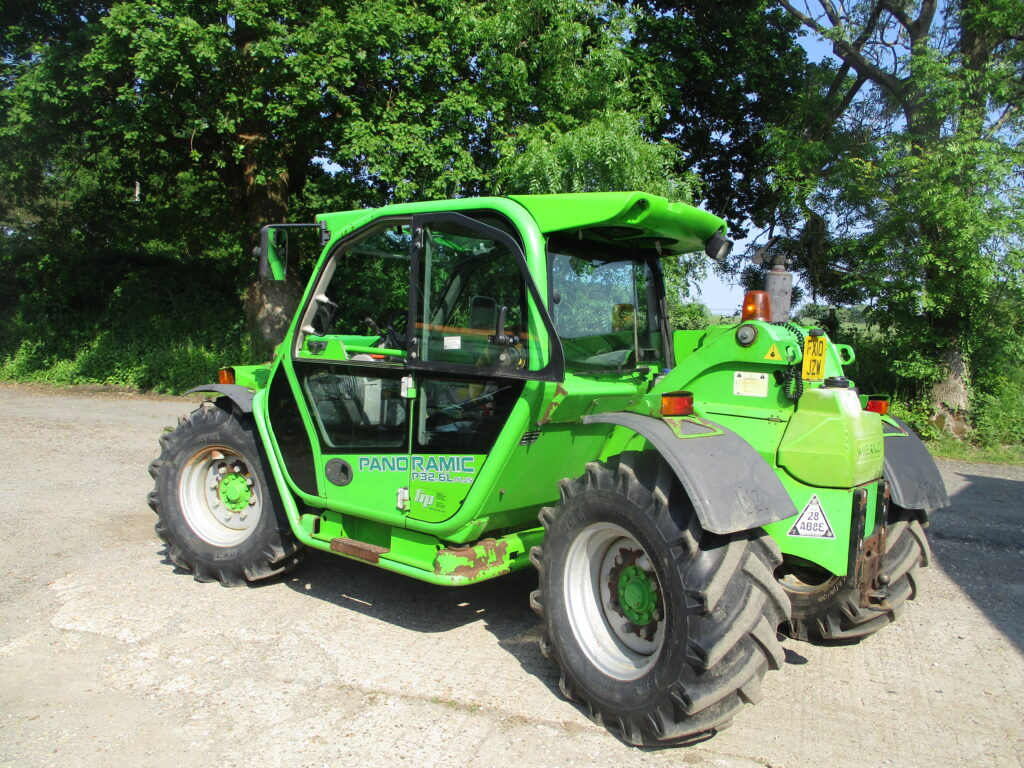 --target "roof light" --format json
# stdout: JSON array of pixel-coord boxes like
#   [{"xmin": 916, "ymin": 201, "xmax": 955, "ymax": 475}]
[
  {"xmin": 741, "ymin": 291, "xmax": 772, "ymax": 322},
  {"xmin": 218, "ymin": 368, "xmax": 236, "ymax": 385},
  {"xmin": 661, "ymin": 391, "xmax": 694, "ymax": 417},
  {"xmin": 865, "ymin": 395, "xmax": 890, "ymax": 415}
]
